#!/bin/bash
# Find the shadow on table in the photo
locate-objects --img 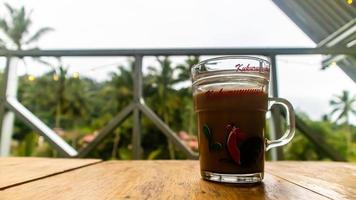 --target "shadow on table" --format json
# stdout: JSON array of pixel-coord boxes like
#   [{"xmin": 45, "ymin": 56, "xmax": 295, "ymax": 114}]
[{"xmin": 197, "ymin": 179, "xmax": 267, "ymax": 199}]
